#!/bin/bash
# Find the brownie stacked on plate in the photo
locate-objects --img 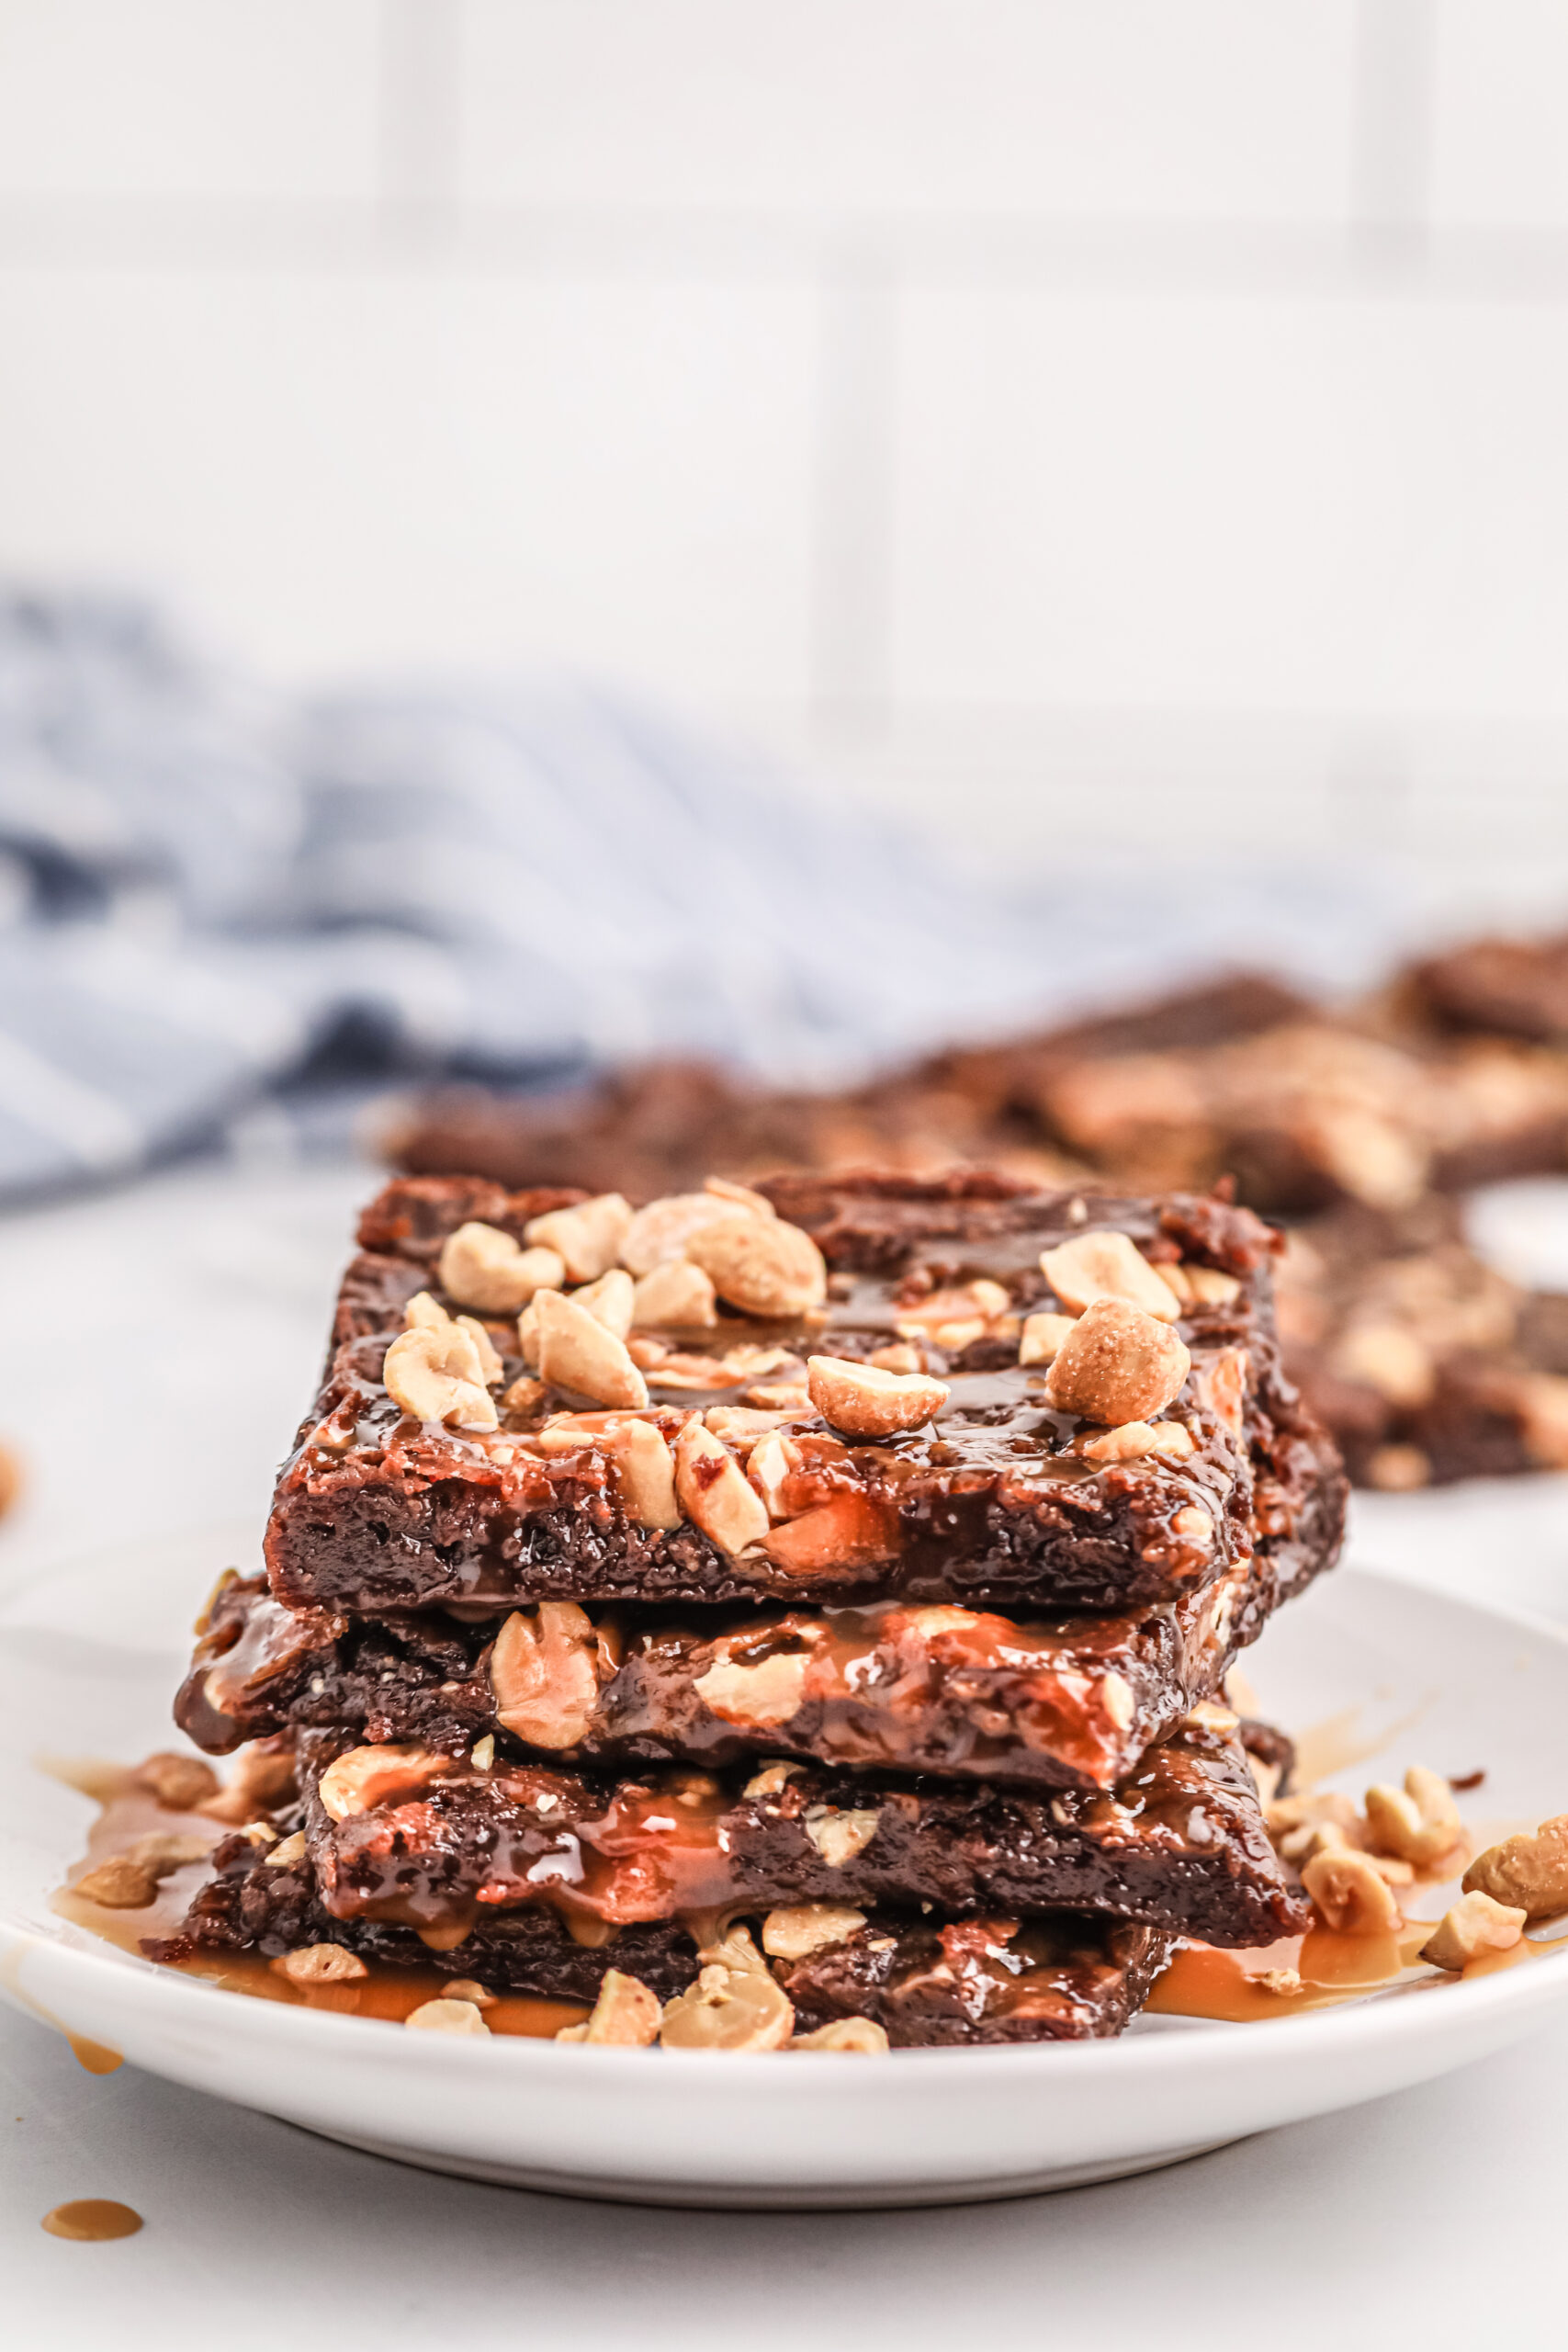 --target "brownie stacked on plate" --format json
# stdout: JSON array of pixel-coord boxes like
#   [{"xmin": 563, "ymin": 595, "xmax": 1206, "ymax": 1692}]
[{"xmin": 156, "ymin": 1169, "xmax": 1346, "ymax": 2049}]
